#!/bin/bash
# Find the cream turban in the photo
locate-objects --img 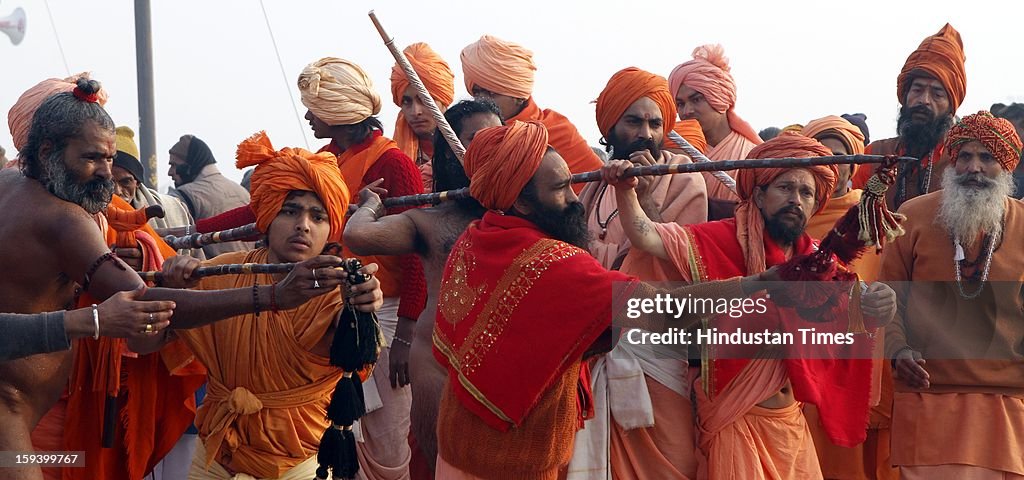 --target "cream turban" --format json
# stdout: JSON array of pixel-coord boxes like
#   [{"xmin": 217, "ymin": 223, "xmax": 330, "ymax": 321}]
[{"xmin": 297, "ymin": 57, "xmax": 381, "ymax": 126}]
